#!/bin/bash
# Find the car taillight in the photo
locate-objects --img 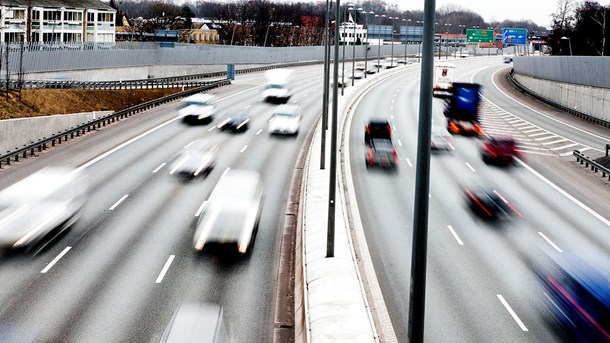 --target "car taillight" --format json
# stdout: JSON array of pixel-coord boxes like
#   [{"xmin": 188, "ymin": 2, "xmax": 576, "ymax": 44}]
[
  {"xmin": 393, "ymin": 149, "xmax": 398, "ymax": 160},
  {"xmin": 448, "ymin": 122, "xmax": 459, "ymax": 133},
  {"xmin": 484, "ymin": 144, "xmax": 497, "ymax": 157},
  {"xmin": 368, "ymin": 148, "xmax": 373, "ymax": 164},
  {"xmin": 387, "ymin": 124, "xmax": 392, "ymax": 135},
  {"xmin": 365, "ymin": 125, "xmax": 370, "ymax": 135},
  {"xmin": 474, "ymin": 124, "xmax": 483, "ymax": 135}
]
